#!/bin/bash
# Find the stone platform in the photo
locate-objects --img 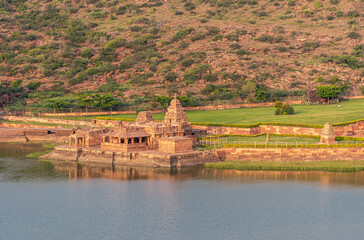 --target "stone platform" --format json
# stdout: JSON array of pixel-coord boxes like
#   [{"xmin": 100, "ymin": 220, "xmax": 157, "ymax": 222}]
[{"xmin": 41, "ymin": 145, "xmax": 220, "ymax": 168}]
